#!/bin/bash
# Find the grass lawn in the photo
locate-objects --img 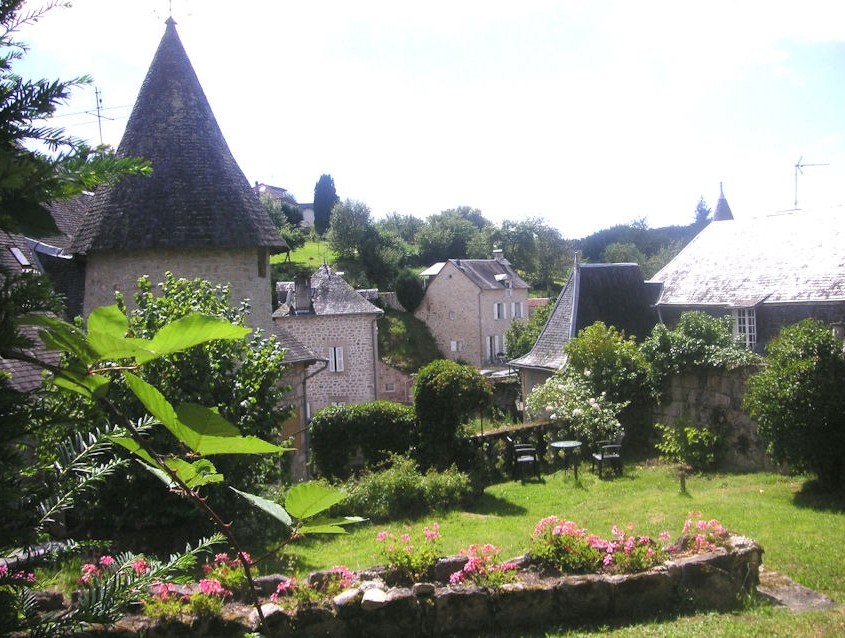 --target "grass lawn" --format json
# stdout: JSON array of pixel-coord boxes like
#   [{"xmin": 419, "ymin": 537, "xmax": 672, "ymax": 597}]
[
  {"xmin": 278, "ymin": 464, "xmax": 845, "ymax": 637},
  {"xmin": 270, "ymin": 239, "xmax": 336, "ymax": 266}
]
